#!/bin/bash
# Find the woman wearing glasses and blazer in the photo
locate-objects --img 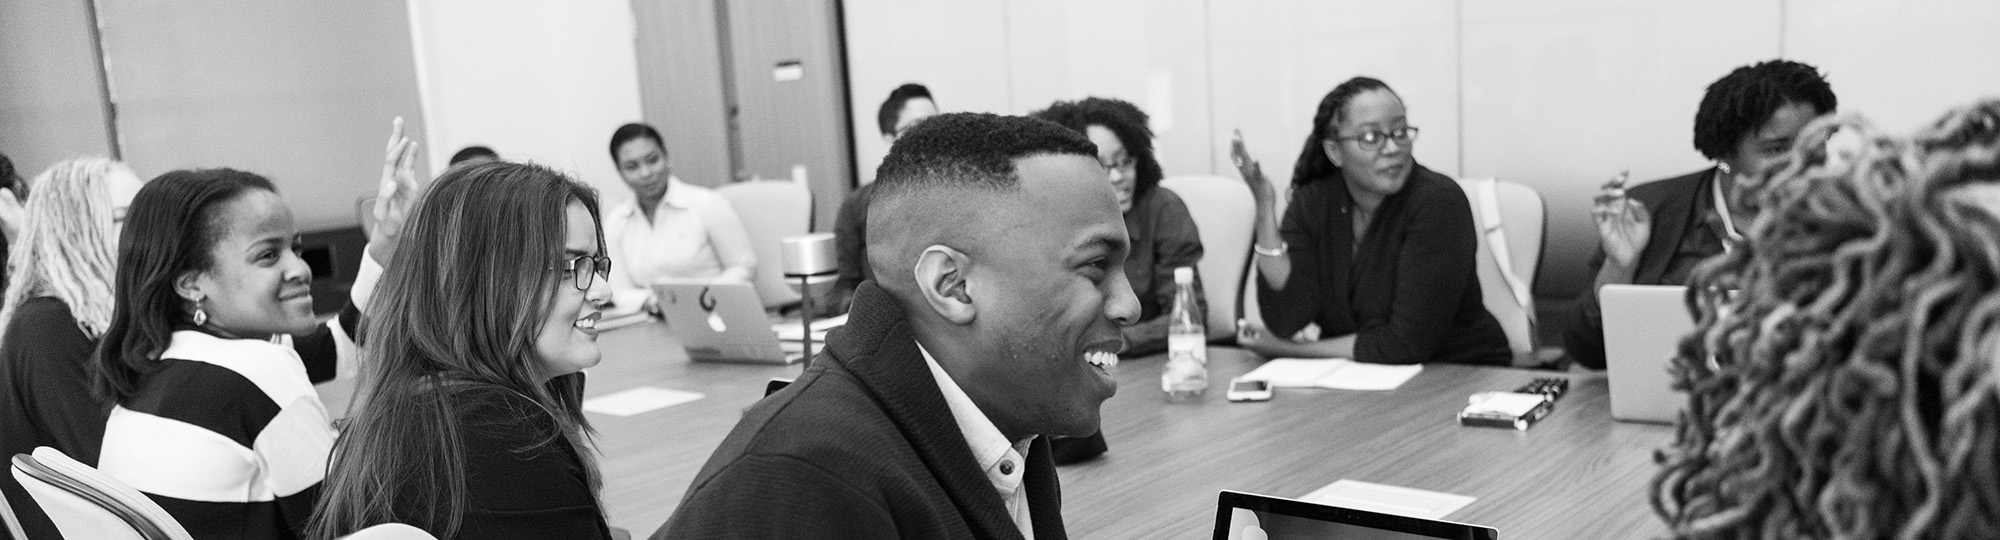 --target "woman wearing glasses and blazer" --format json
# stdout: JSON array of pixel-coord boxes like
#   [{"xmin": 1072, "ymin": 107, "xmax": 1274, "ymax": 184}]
[
  {"xmin": 1232, "ymin": 77, "xmax": 1510, "ymax": 366},
  {"xmin": 309, "ymin": 162, "xmax": 614, "ymax": 540}
]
